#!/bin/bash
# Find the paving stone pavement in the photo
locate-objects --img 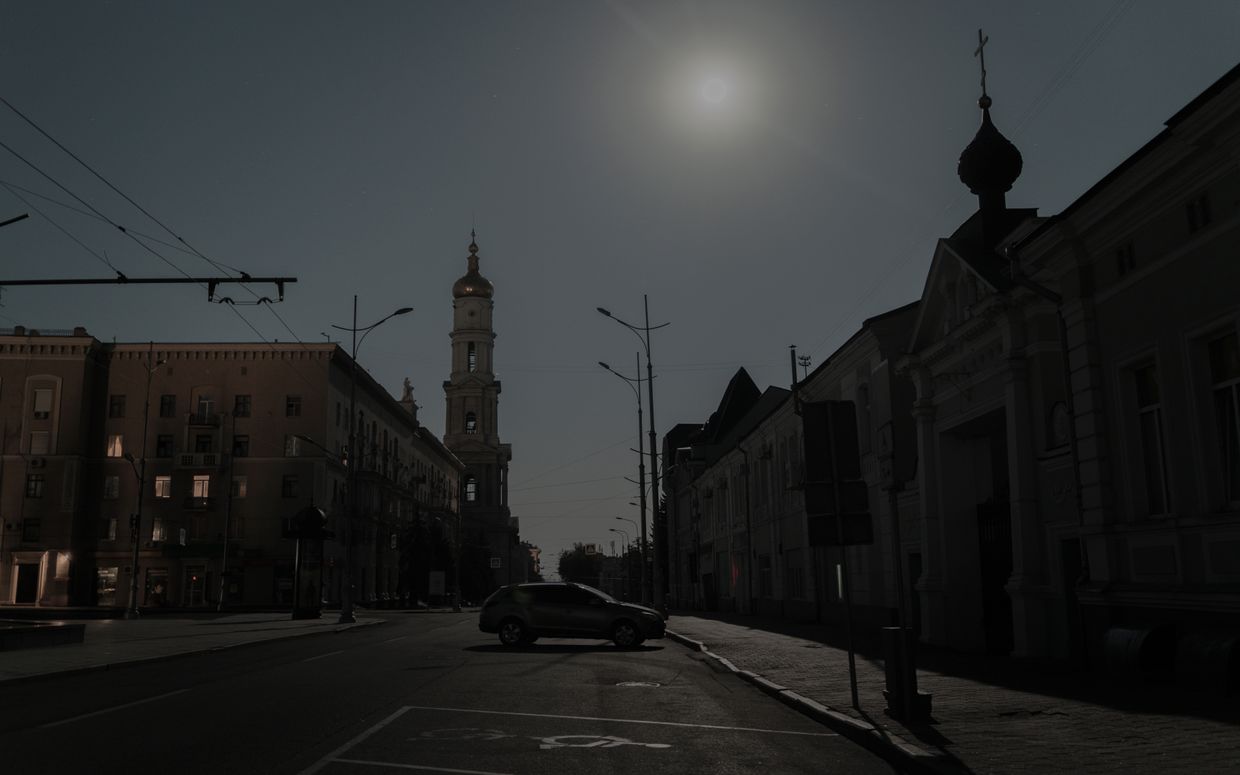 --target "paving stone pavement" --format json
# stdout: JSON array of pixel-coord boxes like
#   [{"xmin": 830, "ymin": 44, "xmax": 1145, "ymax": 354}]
[{"xmin": 665, "ymin": 612, "xmax": 1240, "ymax": 774}]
